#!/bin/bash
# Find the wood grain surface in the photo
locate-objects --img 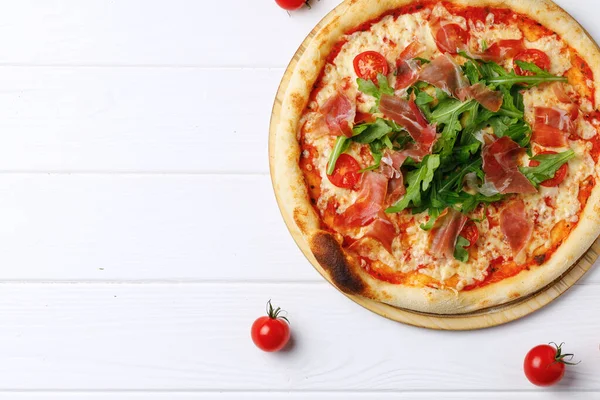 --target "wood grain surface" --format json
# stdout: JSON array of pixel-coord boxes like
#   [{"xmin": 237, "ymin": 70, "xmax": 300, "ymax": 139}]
[
  {"xmin": 0, "ymin": 0, "xmax": 598, "ymax": 398},
  {"xmin": 269, "ymin": 0, "xmax": 600, "ymax": 329}
]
